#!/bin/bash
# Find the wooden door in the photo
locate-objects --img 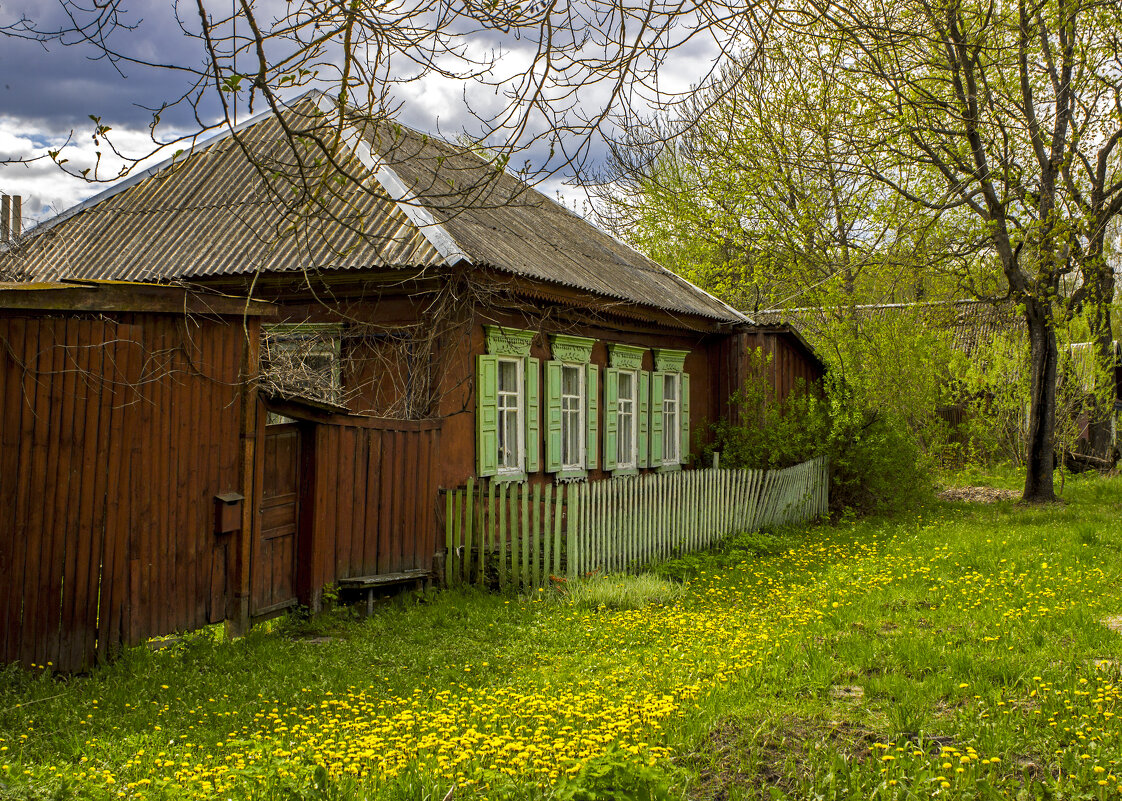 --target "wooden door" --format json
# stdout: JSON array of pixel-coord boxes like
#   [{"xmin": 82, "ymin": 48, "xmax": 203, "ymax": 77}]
[{"xmin": 252, "ymin": 423, "xmax": 301, "ymax": 617}]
